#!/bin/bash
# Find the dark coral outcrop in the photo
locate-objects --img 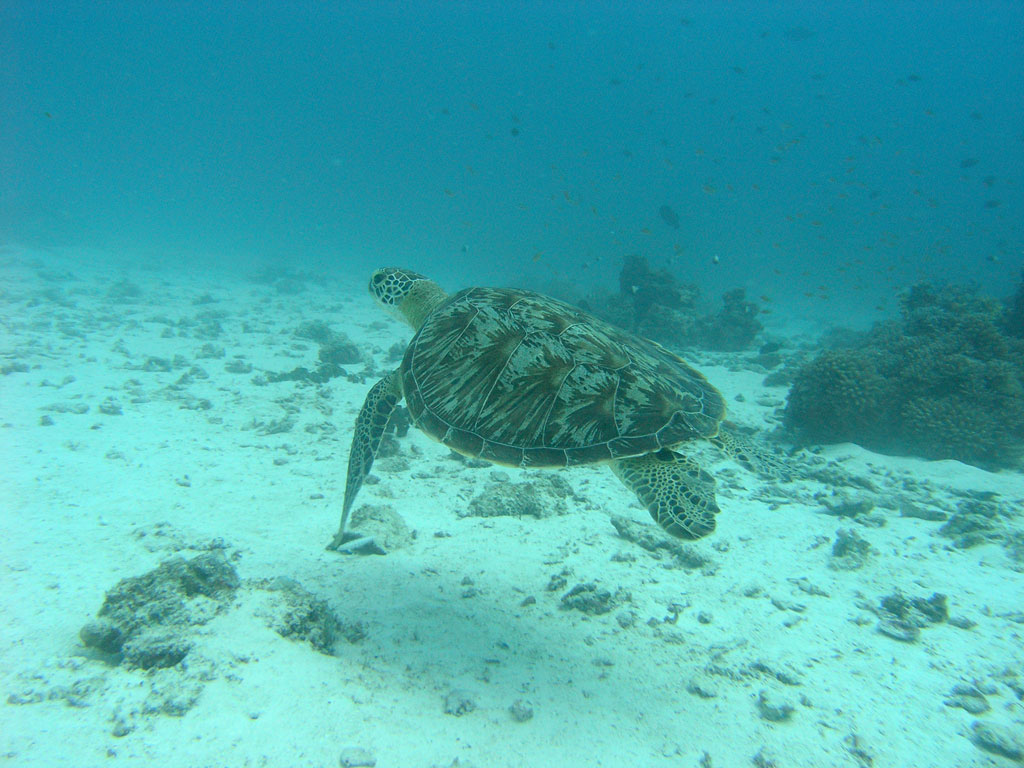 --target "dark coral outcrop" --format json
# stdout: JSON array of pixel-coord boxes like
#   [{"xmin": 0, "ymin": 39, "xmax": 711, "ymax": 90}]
[
  {"xmin": 1004, "ymin": 269, "xmax": 1024, "ymax": 338},
  {"xmin": 694, "ymin": 287, "xmax": 763, "ymax": 352},
  {"xmin": 784, "ymin": 281, "xmax": 1024, "ymax": 469},
  {"xmin": 582, "ymin": 255, "xmax": 763, "ymax": 352}
]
